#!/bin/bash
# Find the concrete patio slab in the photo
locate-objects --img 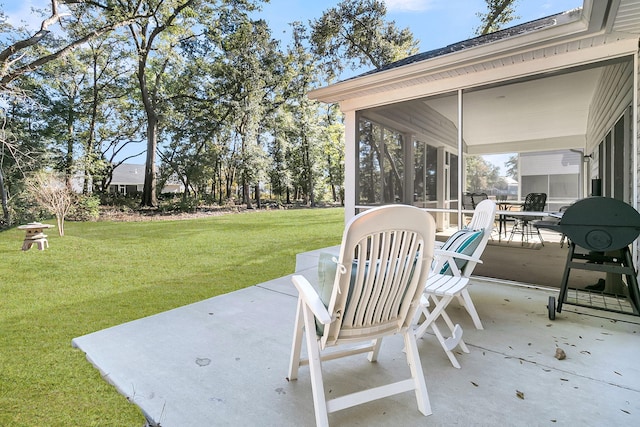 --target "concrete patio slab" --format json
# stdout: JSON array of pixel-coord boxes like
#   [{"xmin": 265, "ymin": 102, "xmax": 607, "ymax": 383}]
[{"xmin": 72, "ymin": 251, "xmax": 640, "ymax": 426}]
